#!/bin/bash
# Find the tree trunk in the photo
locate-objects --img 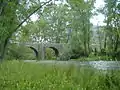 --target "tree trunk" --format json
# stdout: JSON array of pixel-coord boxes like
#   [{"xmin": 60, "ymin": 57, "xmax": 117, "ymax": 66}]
[
  {"xmin": 0, "ymin": 38, "xmax": 9, "ymax": 61},
  {"xmin": 98, "ymin": 29, "xmax": 102, "ymax": 52},
  {"xmin": 104, "ymin": 34, "xmax": 107, "ymax": 50},
  {"xmin": 87, "ymin": 25, "xmax": 90, "ymax": 54},
  {"xmin": 87, "ymin": 36, "xmax": 90, "ymax": 54},
  {"xmin": 114, "ymin": 34, "xmax": 119, "ymax": 52},
  {"xmin": 84, "ymin": 40, "xmax": 87, "ymax": 55},
  {"xmin": 111, "ymin": 34, "xmax": 119, "ymax": 59},
  {"xmin": 103, "ymin": 34, "xmax": 107, "ymax": 56}
]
